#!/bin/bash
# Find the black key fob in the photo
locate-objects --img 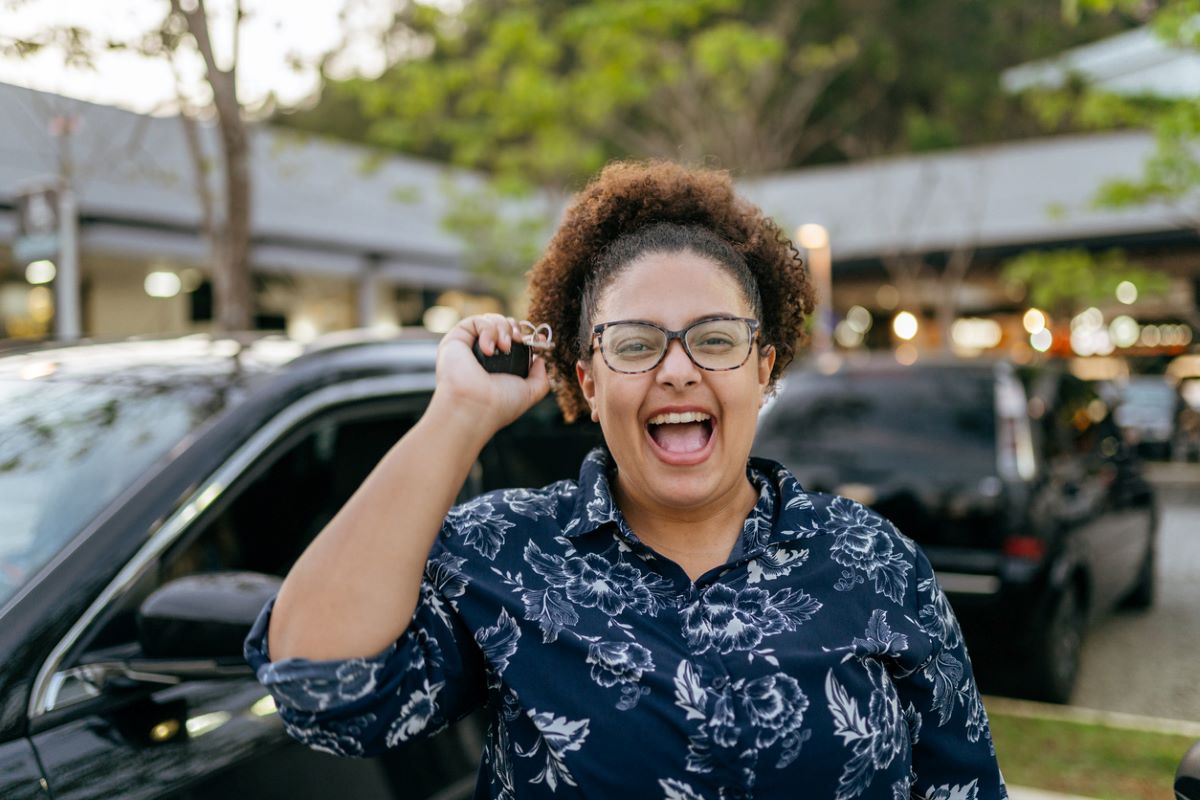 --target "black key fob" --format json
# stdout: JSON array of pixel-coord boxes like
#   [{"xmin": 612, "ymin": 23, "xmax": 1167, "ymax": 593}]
[{"xmin": 472, "ymin": 340, "xmax": 530, "ymax": 377}]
